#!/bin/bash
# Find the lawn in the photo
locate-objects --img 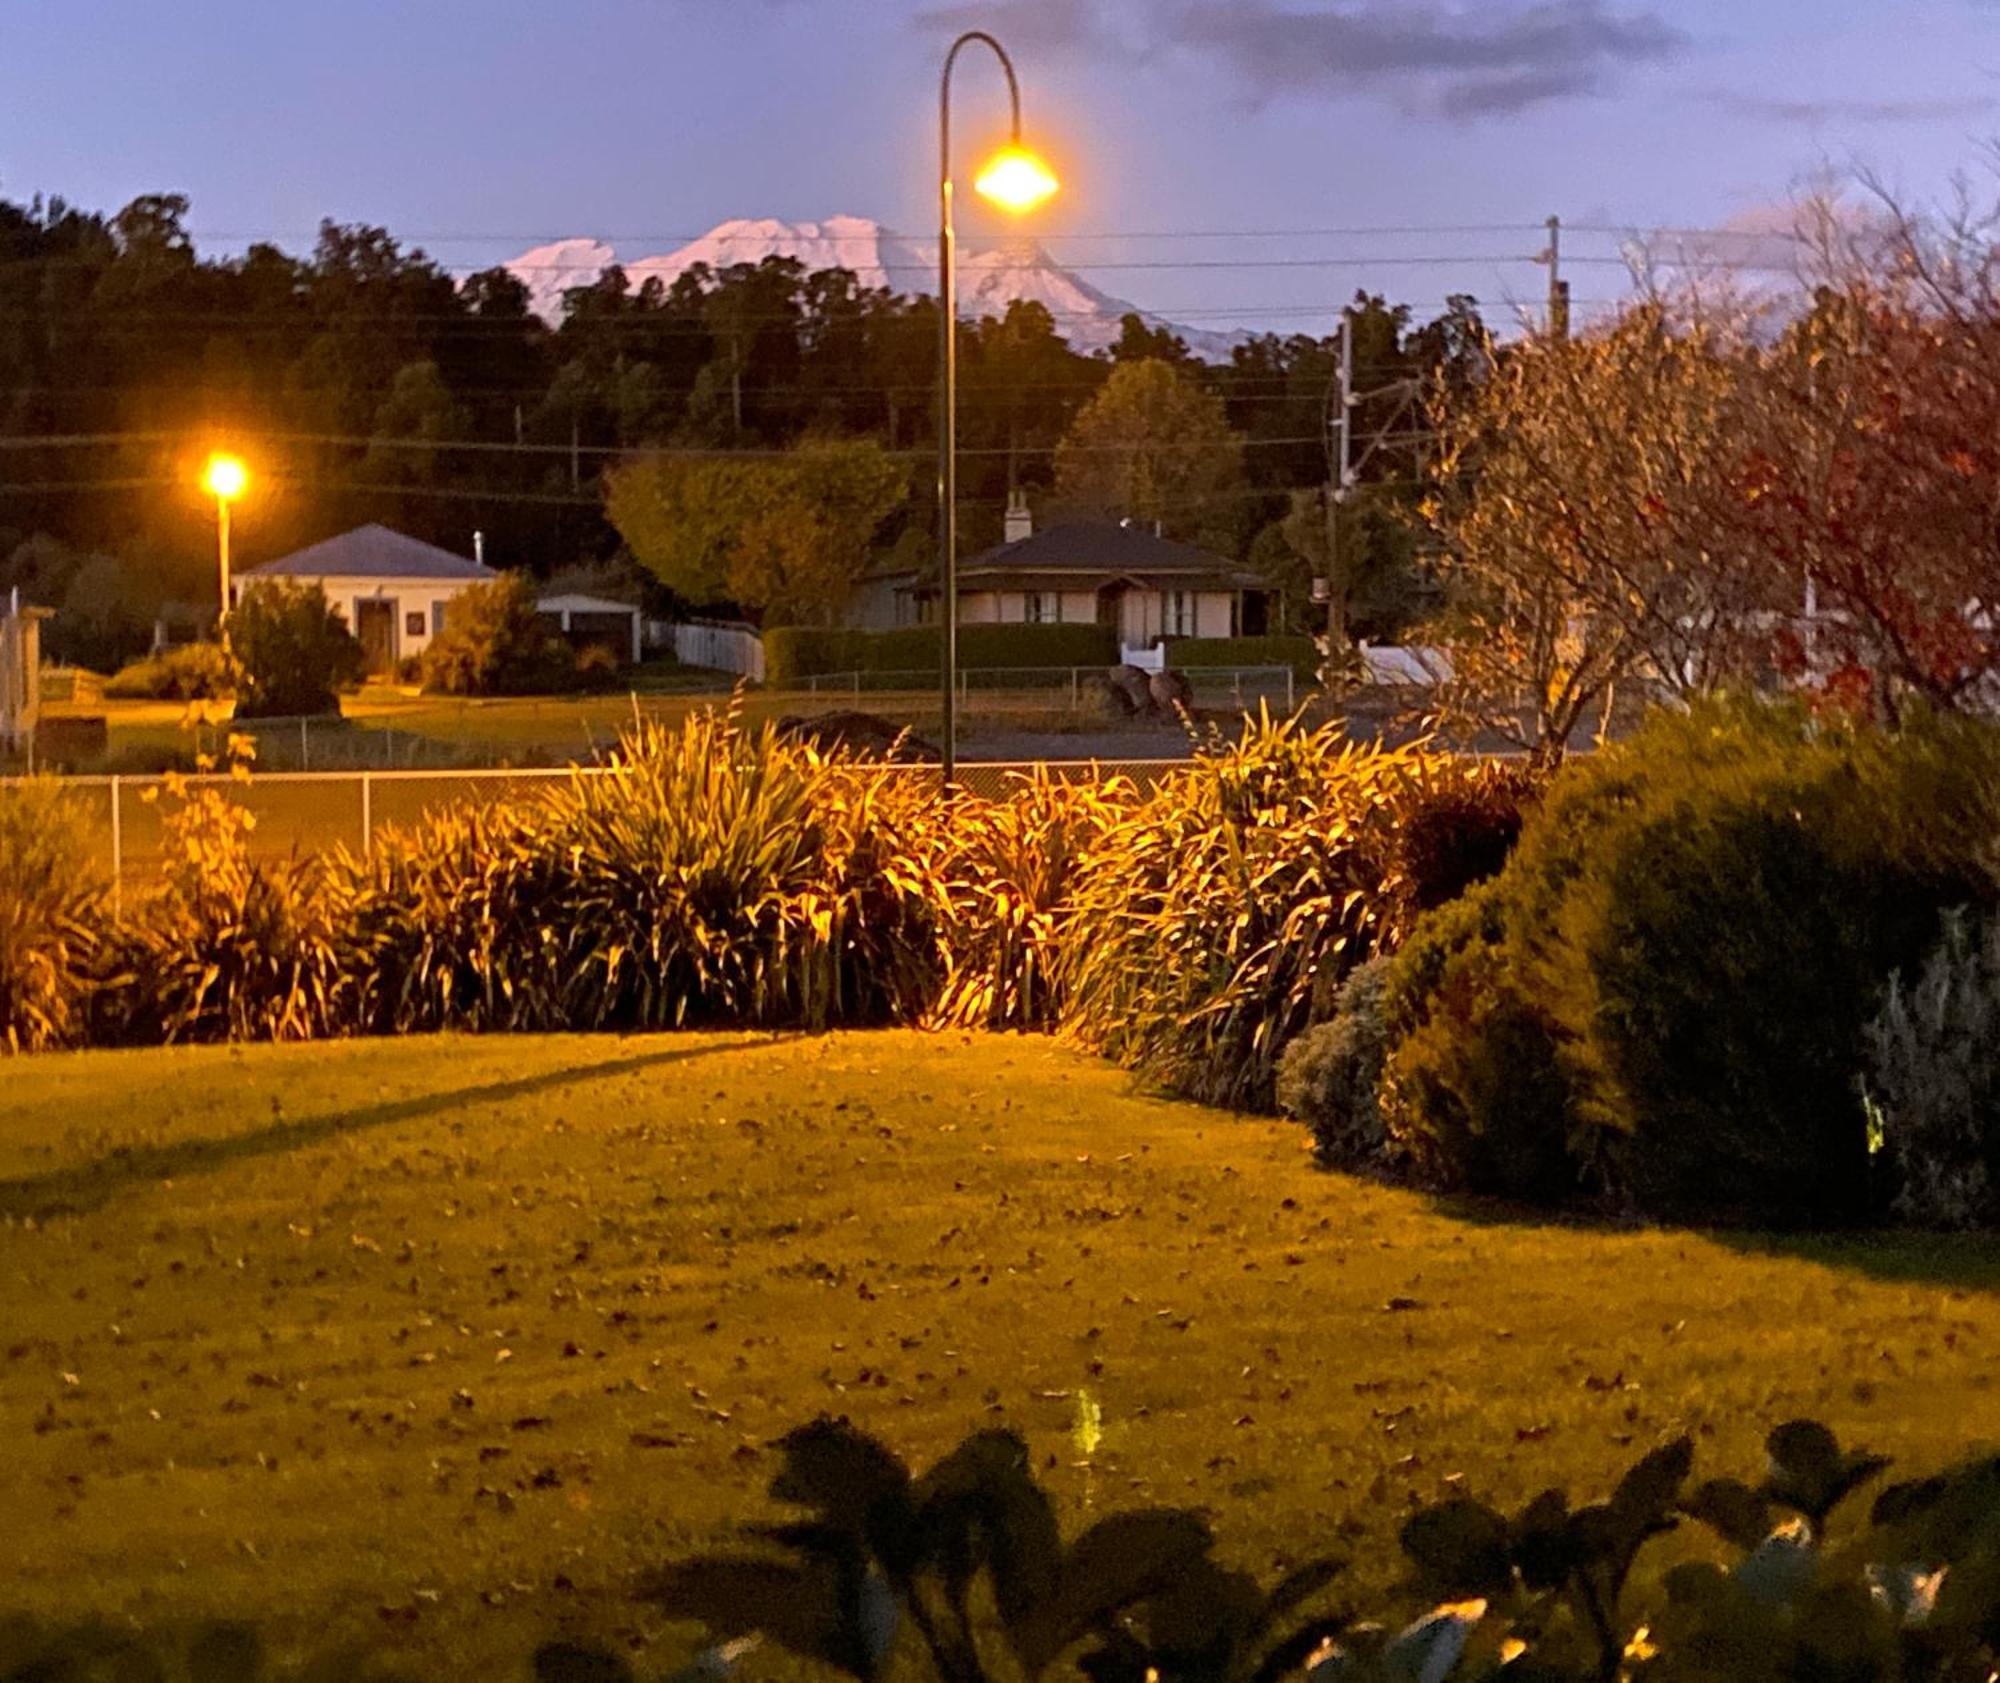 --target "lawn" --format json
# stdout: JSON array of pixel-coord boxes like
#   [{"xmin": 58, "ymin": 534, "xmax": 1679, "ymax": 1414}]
[{"xmin": 3, "ymin": 1033, "xmax": 1997, "ymax": 1675}]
